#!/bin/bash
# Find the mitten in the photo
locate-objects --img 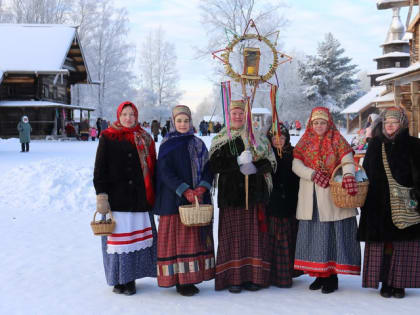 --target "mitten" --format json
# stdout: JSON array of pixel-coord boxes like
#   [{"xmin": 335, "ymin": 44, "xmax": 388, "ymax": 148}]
[
  {"xmin": 240, "ymin": 162, "xmax": 257, "ymax": 175},
  {"xmin": 194, "ymin": 186, "xmax": 207, "ymax": 202},
  {"xmin": 342, "ymin": 175, "xmax": 358, "ymax": 196},
  {"xmin": 96, "ymin": 193, "xmax": 111, "ymax": 214},
  {"xmin": 237, "ymin": 150, "xmax": 253, "ymax": 165},
  {"xmin": 313, "ymin": 170, "xmax": 330, "ymax": 188},
  {"xmin": 183, "ymin": 189, "xmax": 196, "ymax": 203}
]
